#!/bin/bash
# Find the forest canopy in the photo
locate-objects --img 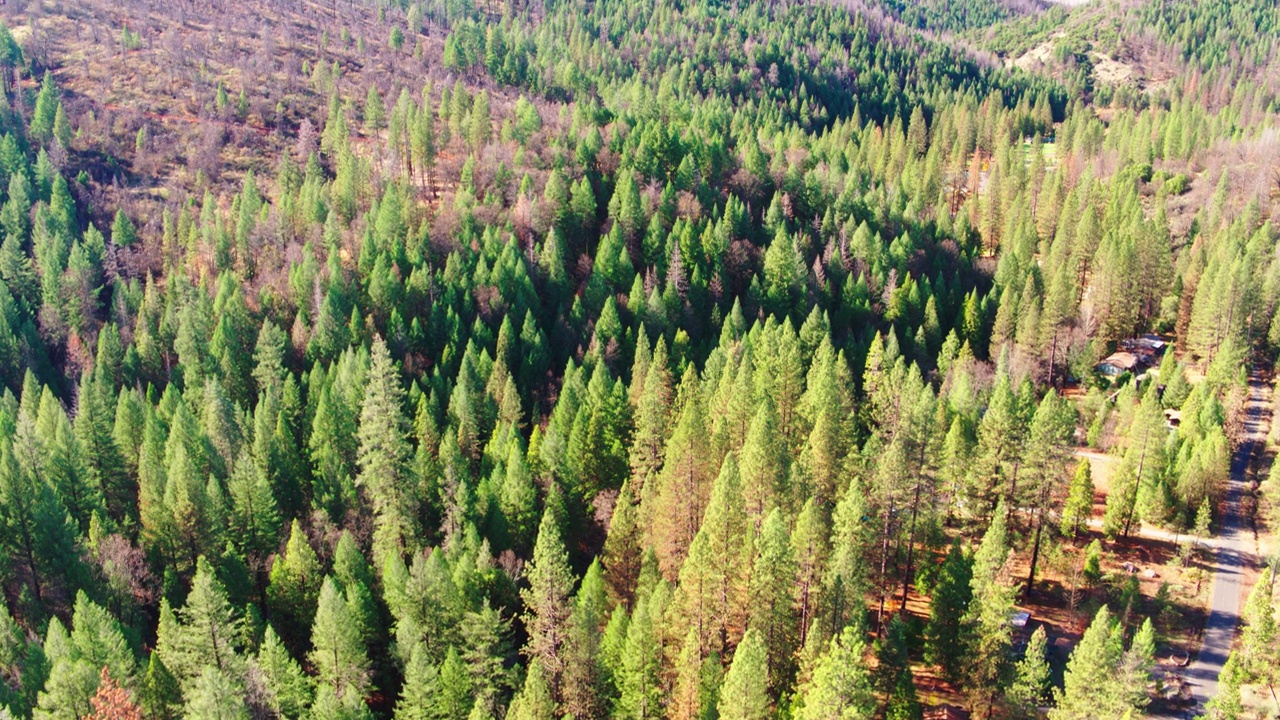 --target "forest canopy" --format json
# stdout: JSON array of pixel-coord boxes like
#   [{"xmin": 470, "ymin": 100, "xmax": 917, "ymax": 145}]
[{"xmin": 0, "ymin": 0, "xmax": 1276, "ymax": 718}]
